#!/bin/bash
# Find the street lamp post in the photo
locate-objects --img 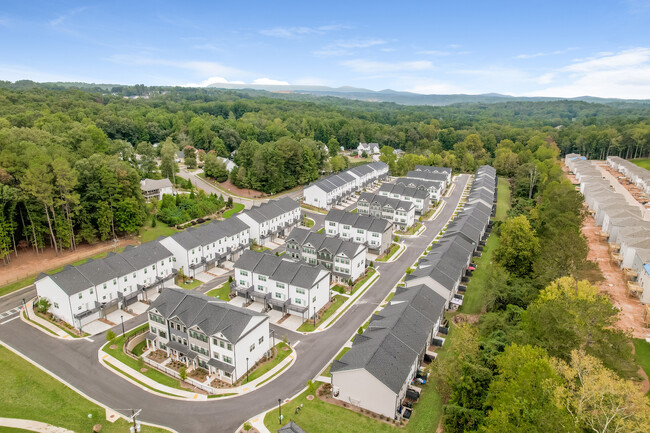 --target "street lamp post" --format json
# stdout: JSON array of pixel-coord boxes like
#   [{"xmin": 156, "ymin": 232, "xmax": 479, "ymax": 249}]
[
  {"xmin": 246, "ymin": 357, "xmax": 249, "ymax": 383},
  {"xmin": 313, "ymin": 306, "xmax": 316, "ymax": 327},
  {"xmin": 120, "ymin": 315, "xmax": 125, "ymax": 337},
  {"xmin": 278, "ymin": 398, "xmax": 282, "ymax": 425},
  {"xmin": 271, "ymin": 329, "xmax": 275, "ymax": 347}
]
